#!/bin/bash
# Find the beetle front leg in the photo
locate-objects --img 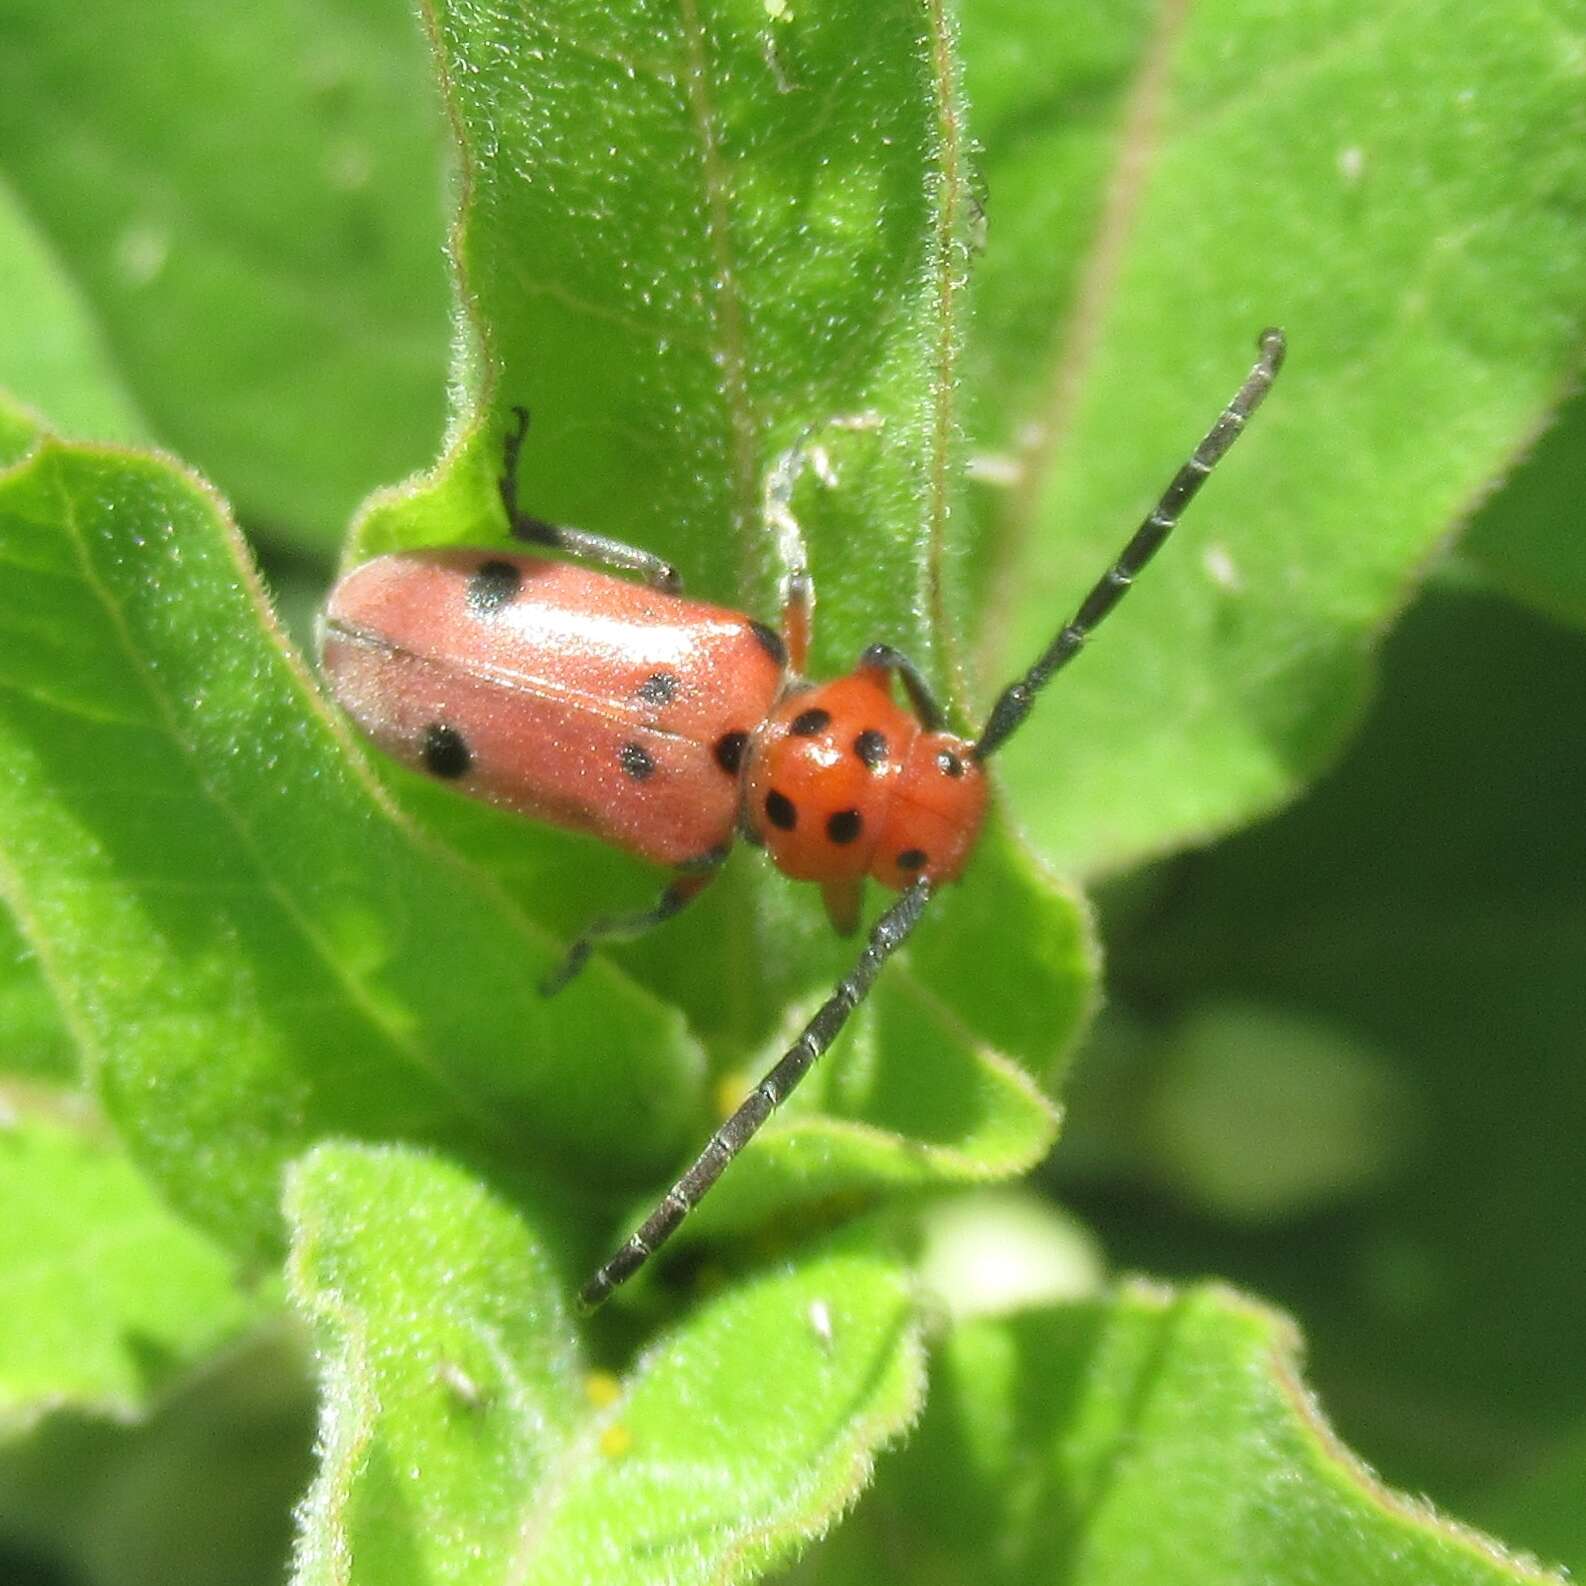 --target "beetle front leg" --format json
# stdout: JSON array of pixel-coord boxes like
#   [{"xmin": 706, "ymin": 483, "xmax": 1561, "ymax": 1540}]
[
  {"xmin": 761, "ymin": 413, "xmax": 882, "ymax": 675},
  {"xmin": 857, "ymin": 643, "xmax": 945, "ymax": 731}
]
